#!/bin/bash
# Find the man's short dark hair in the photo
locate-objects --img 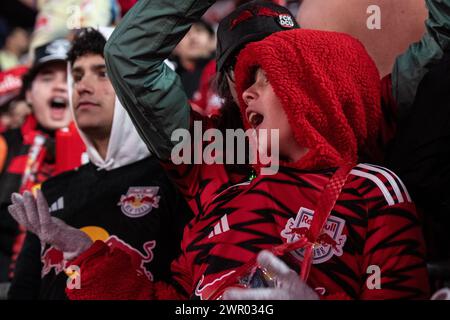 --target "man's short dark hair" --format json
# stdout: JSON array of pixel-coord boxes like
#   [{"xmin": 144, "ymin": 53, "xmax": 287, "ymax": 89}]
[{"xmin": 68, "ymin": 28, "xmax": 107, "ymax": 66}]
